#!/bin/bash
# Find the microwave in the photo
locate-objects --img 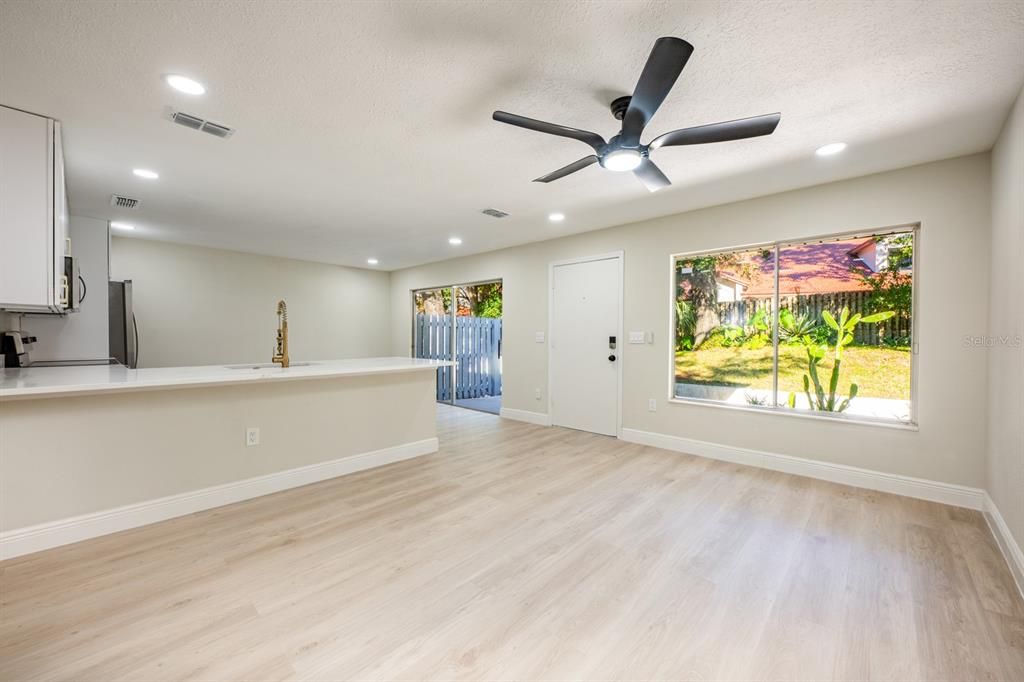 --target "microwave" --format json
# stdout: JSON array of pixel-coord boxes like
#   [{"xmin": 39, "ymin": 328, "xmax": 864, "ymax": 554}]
[{"xmin": 61, "ymin": 255, "xmax": 81, "ymax": 312}]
